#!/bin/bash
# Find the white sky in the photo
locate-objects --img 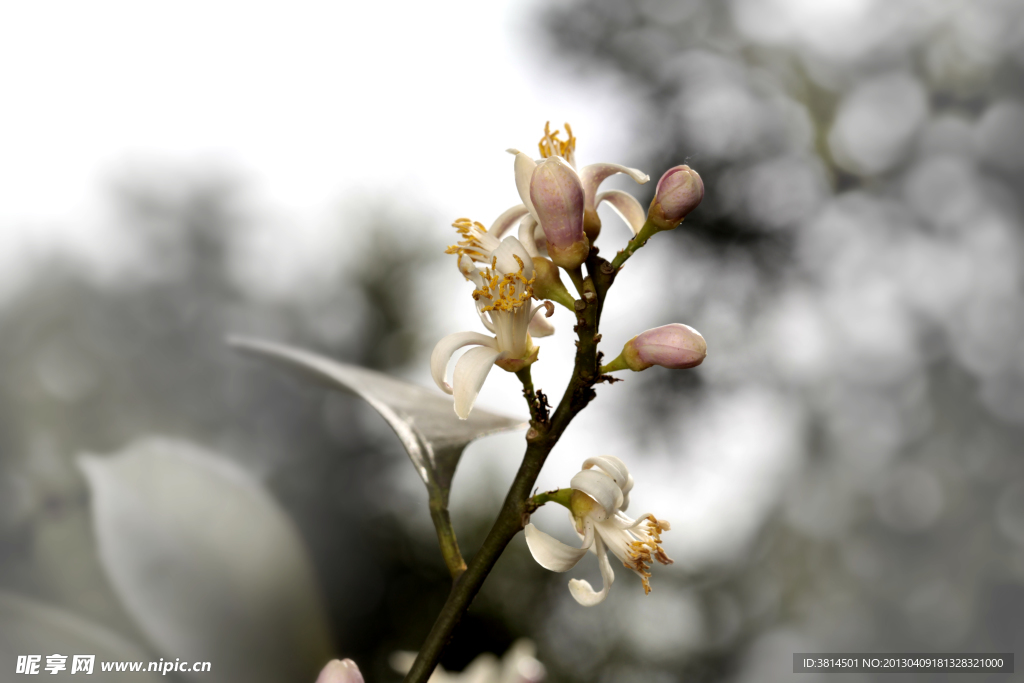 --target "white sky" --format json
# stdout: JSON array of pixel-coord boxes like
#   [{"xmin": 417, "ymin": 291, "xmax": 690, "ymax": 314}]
[{"xmin": 0, "ymin": 0, "xmax": 642, "ymax": 284}]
